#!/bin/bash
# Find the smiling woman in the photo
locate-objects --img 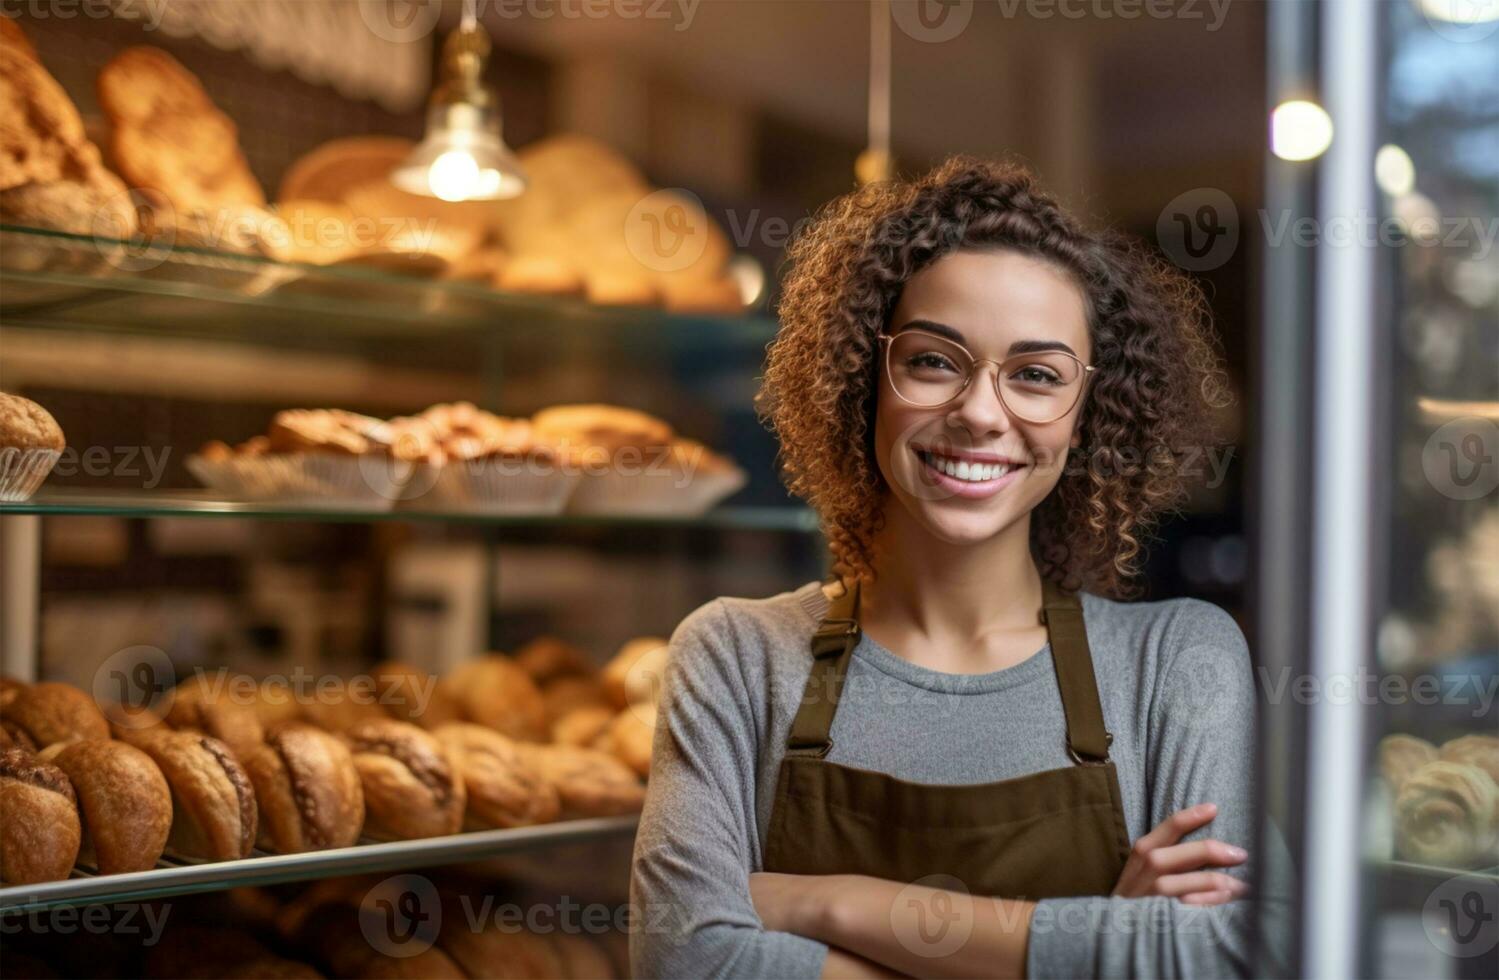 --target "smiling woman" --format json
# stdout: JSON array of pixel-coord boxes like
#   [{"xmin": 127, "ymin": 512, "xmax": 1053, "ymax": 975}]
[{"xmin": 630, "ymin": 156, "xmax": 1290, "ymax": 980}]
